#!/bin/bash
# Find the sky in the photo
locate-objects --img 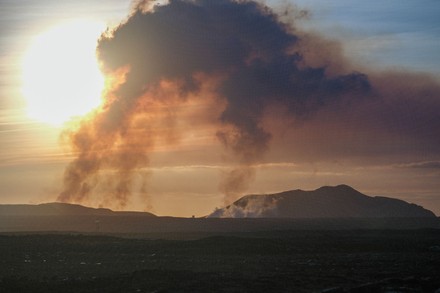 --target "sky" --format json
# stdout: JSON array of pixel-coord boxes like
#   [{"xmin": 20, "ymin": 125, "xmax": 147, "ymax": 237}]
[{"xmin": 0, "ymin": 0, "xmax": 439, "ymax": 217}]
